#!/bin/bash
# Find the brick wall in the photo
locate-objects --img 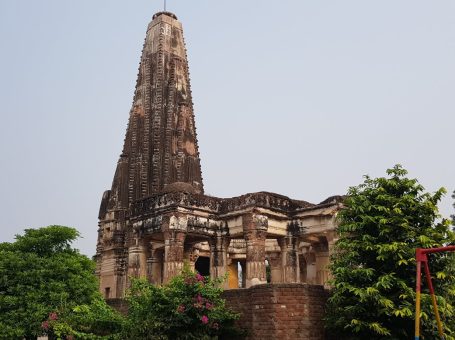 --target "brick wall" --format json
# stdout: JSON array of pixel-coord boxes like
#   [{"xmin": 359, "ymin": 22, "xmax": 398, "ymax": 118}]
[{"xmin": 222, "ymin": 283, "xmax": 329, "ymax": 340}]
